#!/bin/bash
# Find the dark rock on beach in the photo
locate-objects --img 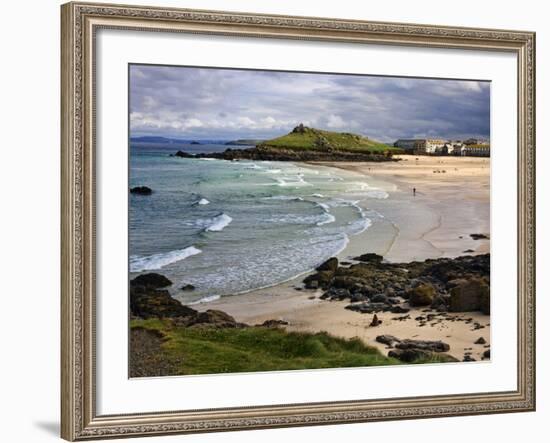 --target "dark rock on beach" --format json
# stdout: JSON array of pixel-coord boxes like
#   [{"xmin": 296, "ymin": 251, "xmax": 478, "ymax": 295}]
[
  {"xmin": 408, "ymin": 284, "xmax": 436, "ymax": 306},
  {"xmin": 130, "ymin": 186, "xmax": 153, "ymax": 195},
  {"xmin": 448, "ymin": 277, "xmax": 490, "ymax": 314},
  {"xmin": 316, "ymin": 257, "xmax": 339, "ymax": 273},
  {"xmin": 130, "ymin": 286, "xmax": 197, "ymax": 319},
  {"xmin": 258, "ymin": 319, "xmax": 290, "ymax": 328},
  {"xmin": 131, "ymin": 273, "xmax": 173, "ymax": 288},
  {"xmin": 353, "ymin": 253, "xmax": 384, "ymax": 263},
  {"xmin": 395, "ymin": 339, "xmax": 450, "ymax": 353},
  {"xmin": 180, "ymin": 284, "xmax": 196, "ymax": 291},
  {"xmin": 470, "ymin": 233, "xmax": 489, "ymax": 240}
]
